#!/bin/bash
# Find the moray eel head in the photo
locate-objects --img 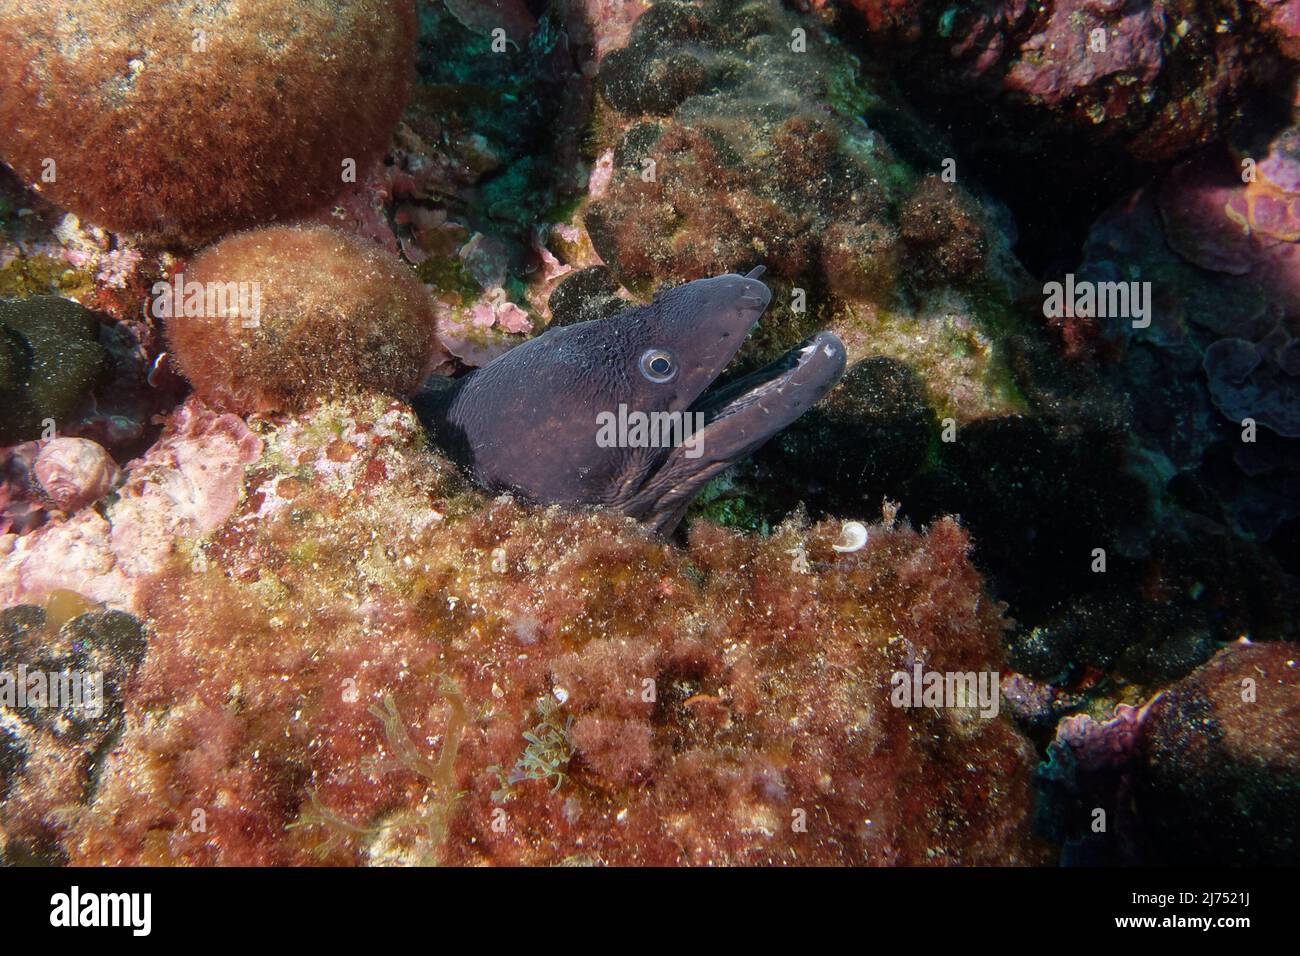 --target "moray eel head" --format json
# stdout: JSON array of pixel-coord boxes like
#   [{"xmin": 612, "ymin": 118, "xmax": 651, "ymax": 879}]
[{"xmin": 418, "ymin": 267, "xmax": 847, "ymax": 534}]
